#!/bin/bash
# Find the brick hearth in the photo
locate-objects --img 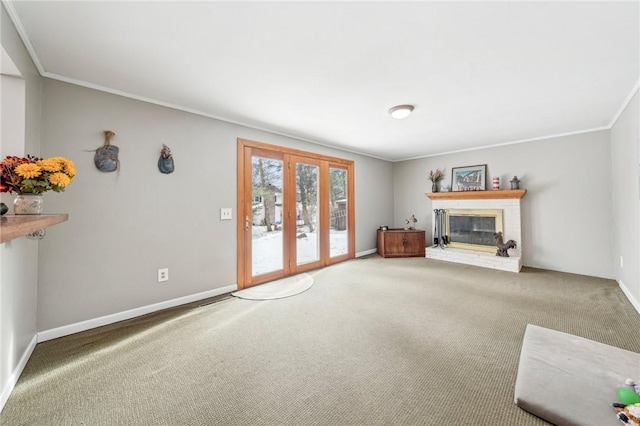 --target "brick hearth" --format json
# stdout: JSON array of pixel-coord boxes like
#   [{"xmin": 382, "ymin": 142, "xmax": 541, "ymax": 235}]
[{"xmin": 426, "ymin": 190, "xmax": 526, "ymax": 272}]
